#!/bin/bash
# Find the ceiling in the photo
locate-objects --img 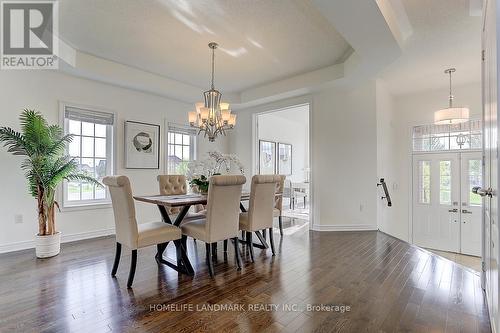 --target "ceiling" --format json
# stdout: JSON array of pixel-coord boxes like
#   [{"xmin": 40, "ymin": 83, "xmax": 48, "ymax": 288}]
[
  {"xmin": 380, "ymin": 0, "xmax": 482, "ymax": 95},
  {"xmin": 260, "ymin": 104, "xmax": 310, "ymax": 125},
  {"xmin": 59, "ymin": 0, "xmax": 351, "ymax": 93}
]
